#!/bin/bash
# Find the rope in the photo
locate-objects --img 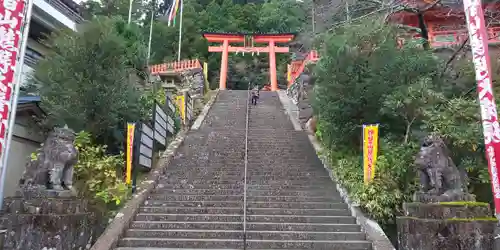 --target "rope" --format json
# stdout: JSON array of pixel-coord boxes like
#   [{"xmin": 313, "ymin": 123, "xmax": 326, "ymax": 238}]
[{"xmin": 243, "ymin": 83, "xmax": 250, "ymax": 250}]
